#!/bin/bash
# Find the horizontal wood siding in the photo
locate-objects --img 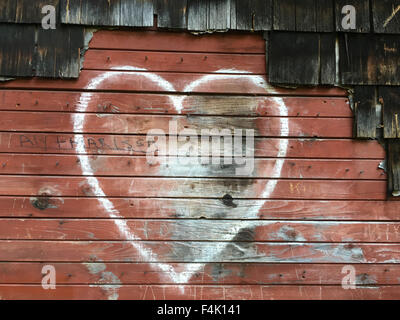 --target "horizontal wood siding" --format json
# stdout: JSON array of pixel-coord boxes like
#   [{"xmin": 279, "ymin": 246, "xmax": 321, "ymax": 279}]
[{"xmin": 0, "ymin": 30, "xmax": 397, "ymax": 300}]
